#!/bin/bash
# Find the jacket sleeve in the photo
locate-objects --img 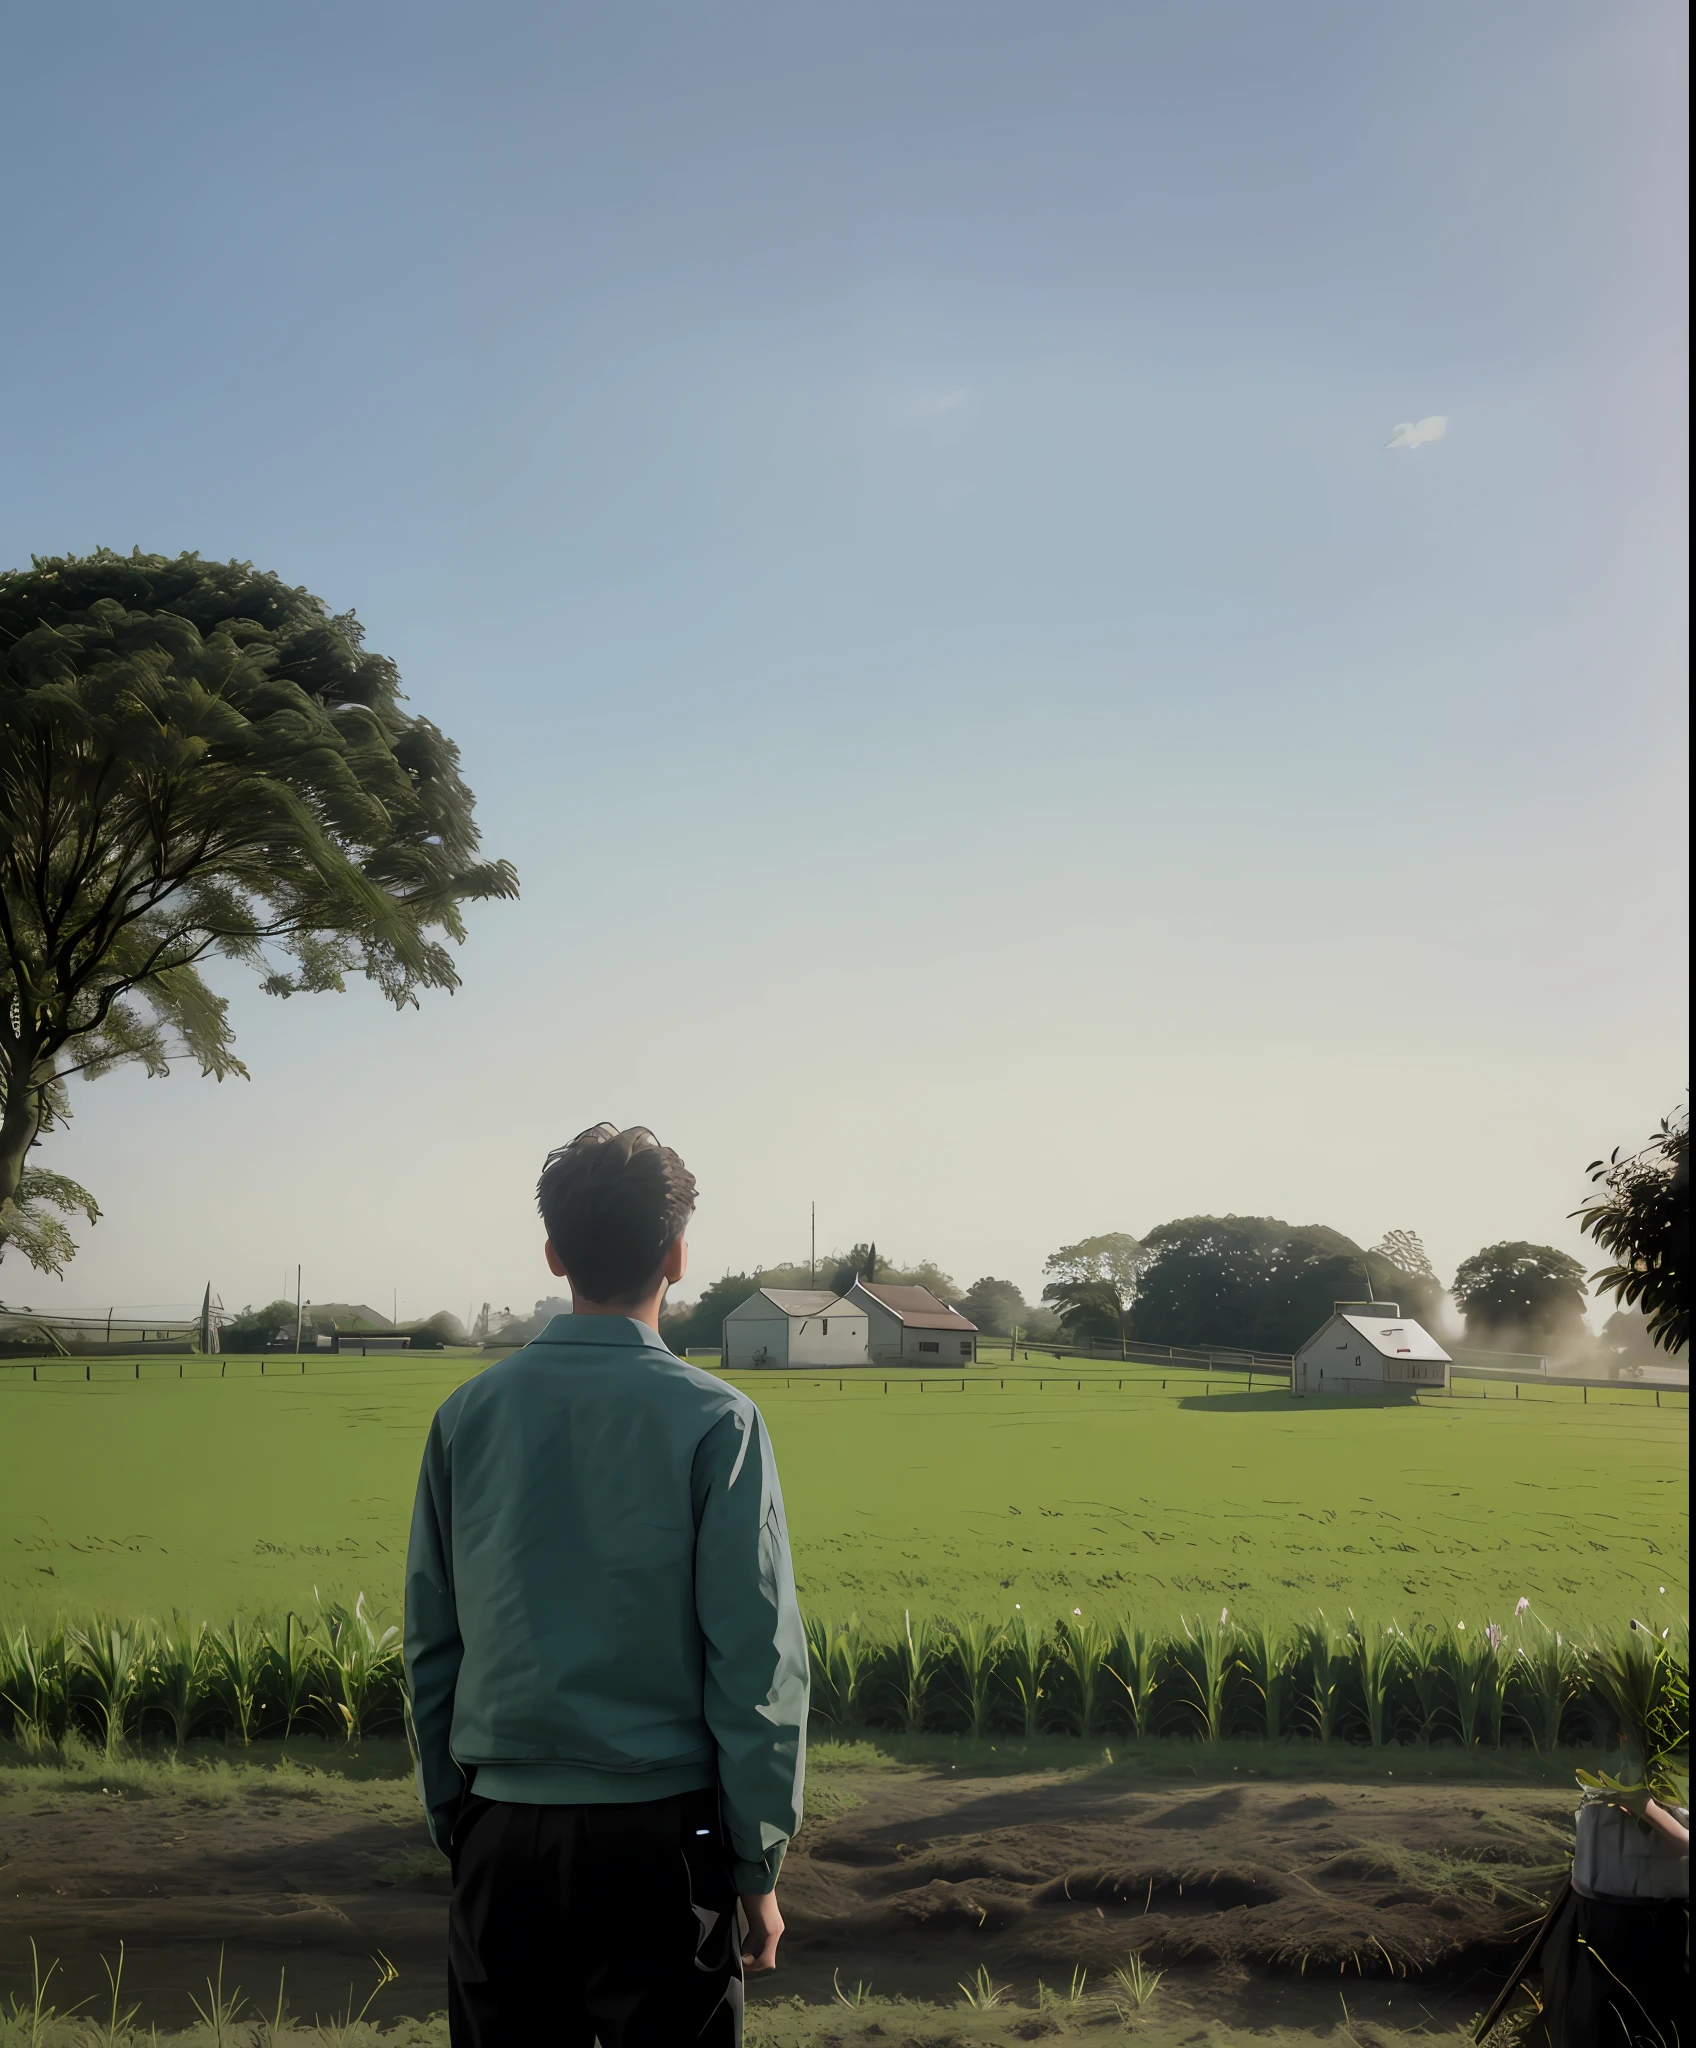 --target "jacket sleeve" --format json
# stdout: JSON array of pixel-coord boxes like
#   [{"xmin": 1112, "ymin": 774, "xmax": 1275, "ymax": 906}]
[
  {"xmin": 692, "ymin": 1403, "xmax": 809, "ymax": 1894},
  {"xmin": 403, "ymin": 1413, "xmax": 467, "ymax": 1852}
]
